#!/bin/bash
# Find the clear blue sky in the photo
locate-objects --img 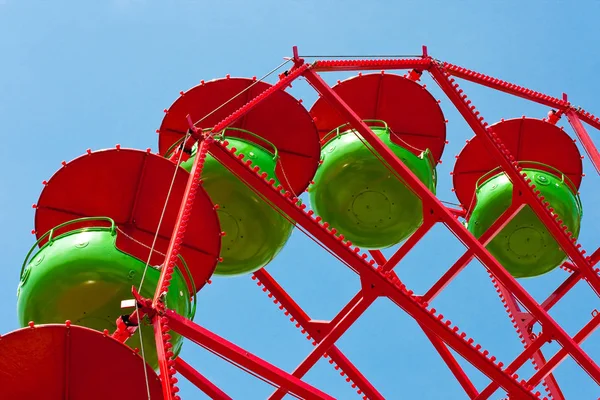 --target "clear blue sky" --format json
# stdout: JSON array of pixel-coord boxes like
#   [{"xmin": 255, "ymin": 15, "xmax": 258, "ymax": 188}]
[{"xmin": 1, "ymin": 1, "xmax": 599, "ymax": 399}]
